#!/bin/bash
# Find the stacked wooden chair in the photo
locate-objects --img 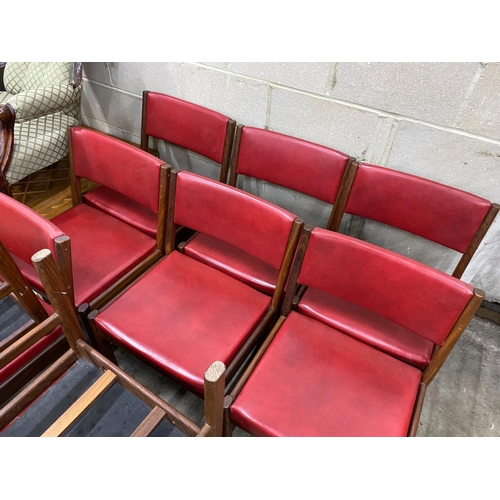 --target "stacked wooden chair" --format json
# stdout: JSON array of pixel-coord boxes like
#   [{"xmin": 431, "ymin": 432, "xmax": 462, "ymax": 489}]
[
  {"xmin": 0, "ymin": 247, "xmax": 225, "ymax": 437},
  {"xmin": 87, "ymin": 169, "xmax": 303, "ymax": 401},
  {"xmin": 221, "ymin": 227, "xmax": 484, "ymax": 436},
  {"xmin": 1, "ymin": 90, "xmax": 496, "ymax": 437}
]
